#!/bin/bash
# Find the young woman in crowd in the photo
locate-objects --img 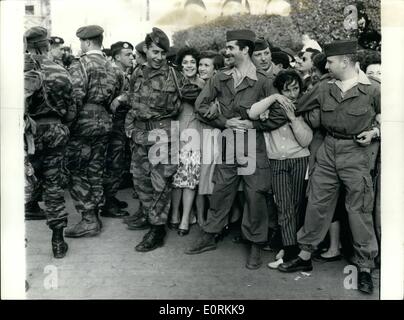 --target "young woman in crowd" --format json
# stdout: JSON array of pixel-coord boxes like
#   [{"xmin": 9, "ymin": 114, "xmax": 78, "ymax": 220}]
[
  {"xmin": 248, "ymin": 70, "xmax": 313, "ymax": 268},
  {"xmin": 170, "ymin": 47, "xmax": 205, "ymax": 236}
]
